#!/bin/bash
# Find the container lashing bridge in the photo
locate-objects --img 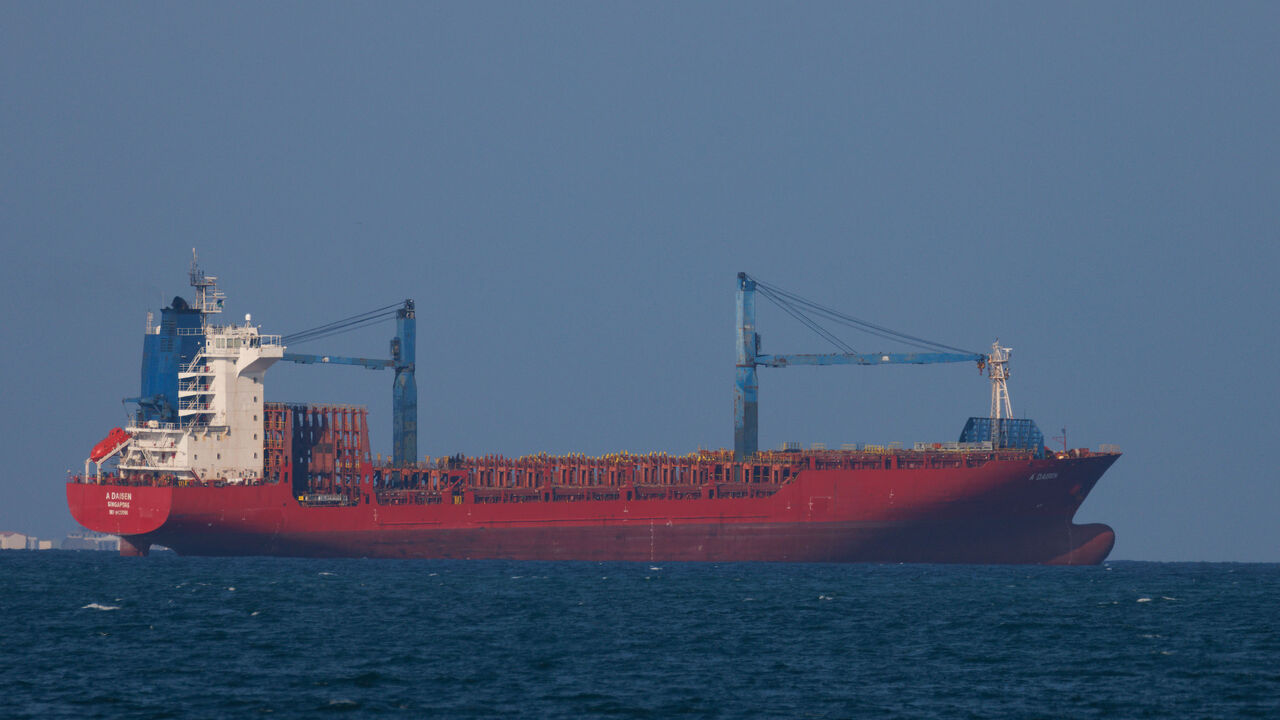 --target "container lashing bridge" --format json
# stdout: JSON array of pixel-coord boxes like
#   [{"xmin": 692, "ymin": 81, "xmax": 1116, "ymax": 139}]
[
  {"xmin": 734, "ymin": 272, "xmax": 1007, "ymax": 460},
  {"xmin": 280, "ymin": 300, "xmax": 417, "ymax": 466}
]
